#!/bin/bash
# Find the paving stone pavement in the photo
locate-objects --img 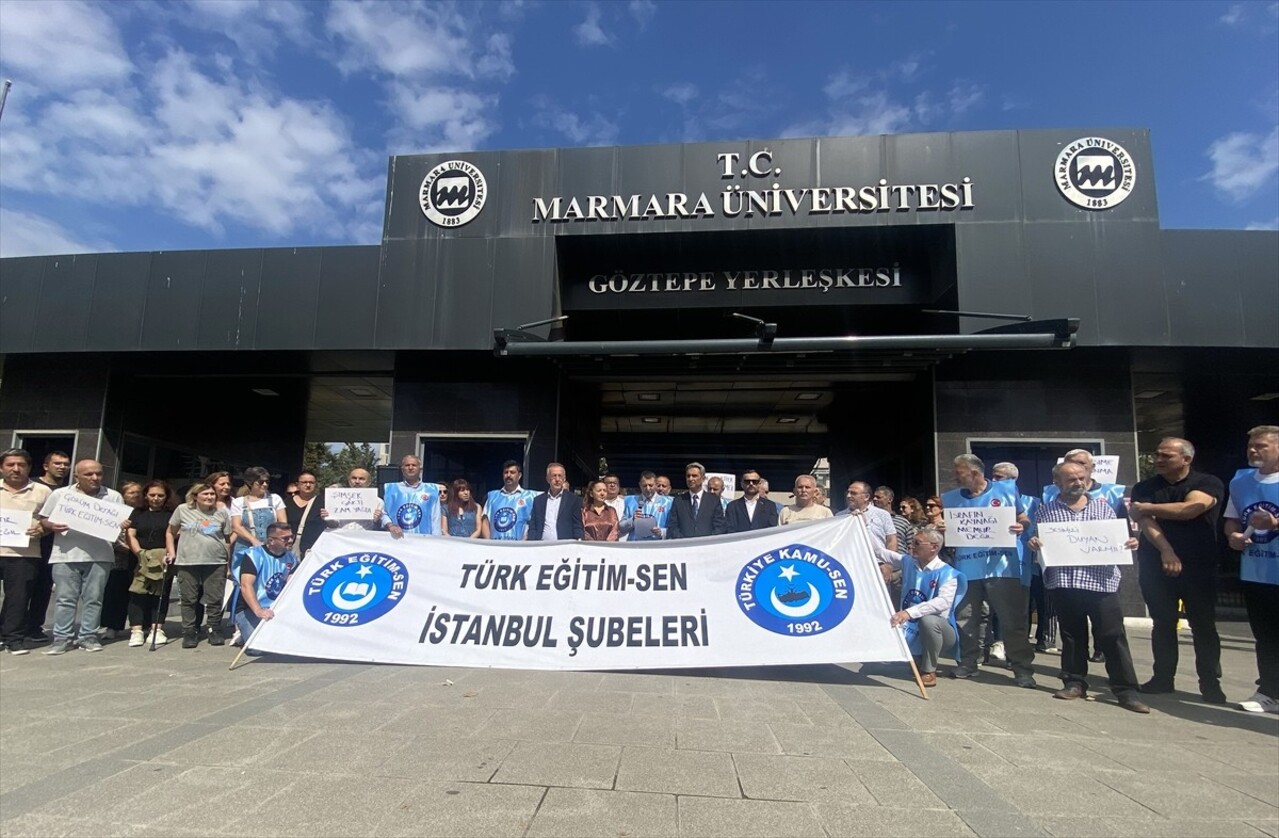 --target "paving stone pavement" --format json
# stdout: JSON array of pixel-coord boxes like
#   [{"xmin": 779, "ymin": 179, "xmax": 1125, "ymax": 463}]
[{"xmin": 0, "ymin": 621, "xmax": 1275, "ymax": 837}]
